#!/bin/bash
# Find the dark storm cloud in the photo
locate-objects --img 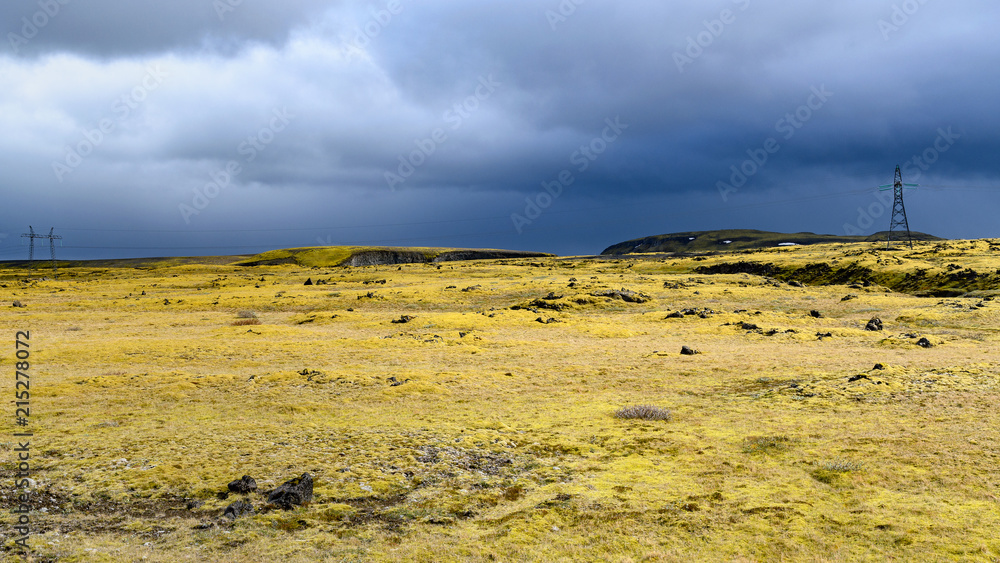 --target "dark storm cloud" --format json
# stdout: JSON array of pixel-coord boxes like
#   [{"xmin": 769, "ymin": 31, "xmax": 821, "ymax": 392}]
[
  {"xmin": 3, "ymin": 0, "xmax": 337, "ymax": 58},
  {"xmin": 2, "ymin": 0, "xmax": 999, "ymax": 259}
]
